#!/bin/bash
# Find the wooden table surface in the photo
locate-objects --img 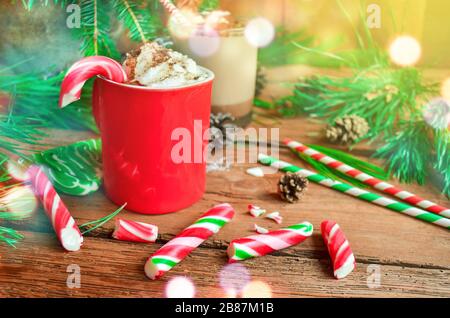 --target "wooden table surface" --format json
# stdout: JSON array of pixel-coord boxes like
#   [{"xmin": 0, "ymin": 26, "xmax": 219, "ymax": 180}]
[{"xmin": 1, "ymin": 67, "xmax": 449, "ymax": 298}]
